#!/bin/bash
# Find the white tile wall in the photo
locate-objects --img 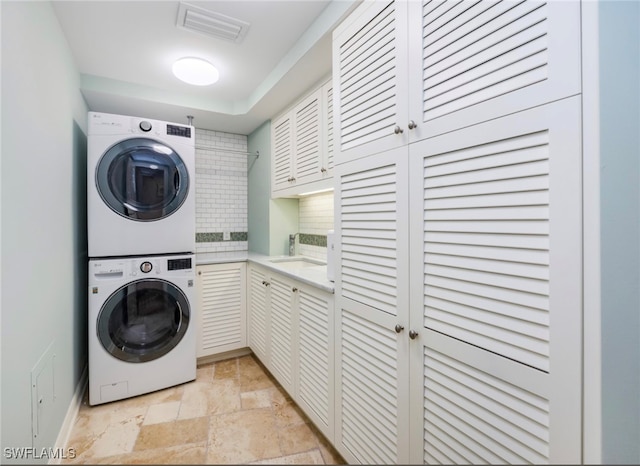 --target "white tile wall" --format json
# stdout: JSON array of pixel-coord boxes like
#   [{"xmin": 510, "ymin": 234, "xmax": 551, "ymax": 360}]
[
  {"xmin": 195, "ymin": 128, "xmax": 248, "ymax": 253},
  {"xmin": 298, "ymin": 191, "xmax": 335, "ymax": 260}
]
